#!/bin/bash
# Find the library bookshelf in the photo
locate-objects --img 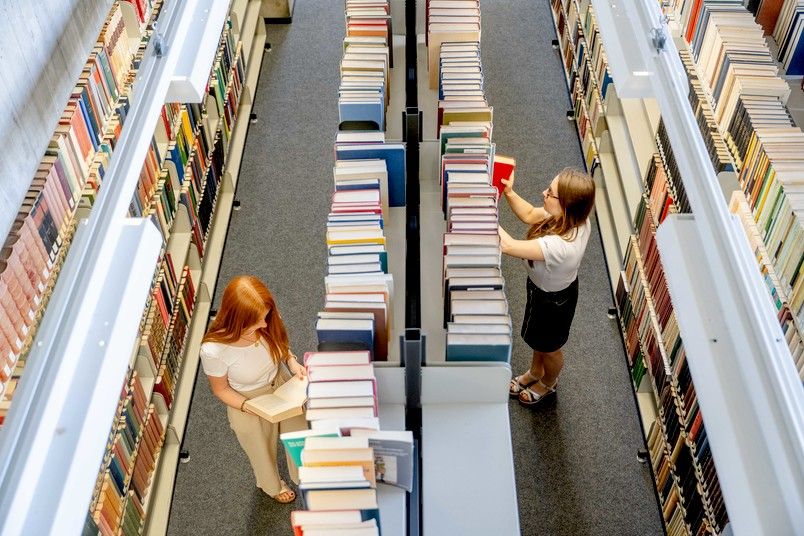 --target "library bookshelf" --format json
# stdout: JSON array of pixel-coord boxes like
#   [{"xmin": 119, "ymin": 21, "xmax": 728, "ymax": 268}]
[
  {"xmin": 550, "ymin": 0, "xmax": 804, "ymax": 533},
  {"xmin": 72, "ymin": 1, "xmax": 269, "ymax": 534},
  {"xmin": 141, "ymin": 2, "xmax": 267, "ymax": 534}
]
